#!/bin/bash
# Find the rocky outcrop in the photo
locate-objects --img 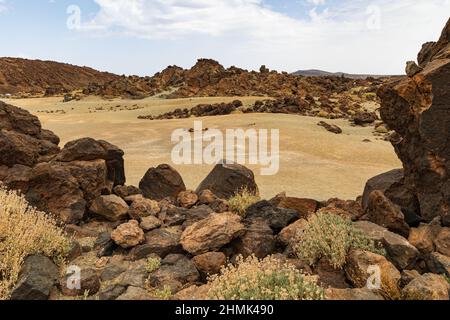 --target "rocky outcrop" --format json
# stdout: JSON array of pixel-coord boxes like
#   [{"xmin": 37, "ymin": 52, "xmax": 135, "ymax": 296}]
[
  {"xmin": 196, "ymin": 162, "xmax": 259, "ymax": 199},
  {"xmin": 378, "ymin": 18, "xmax": 450, "ymax": 225}
]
